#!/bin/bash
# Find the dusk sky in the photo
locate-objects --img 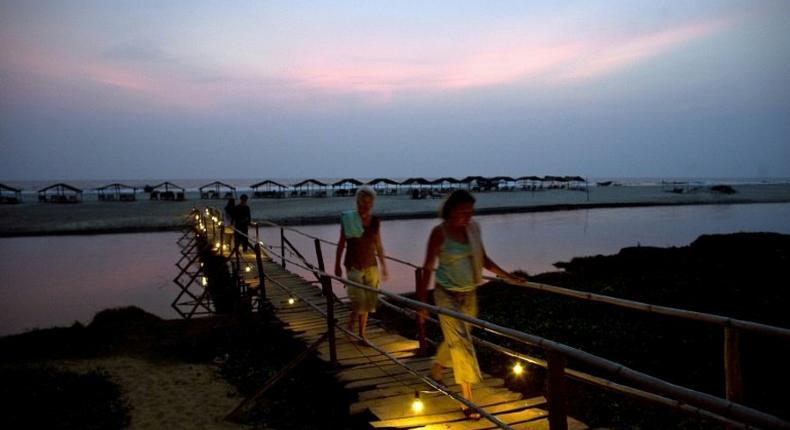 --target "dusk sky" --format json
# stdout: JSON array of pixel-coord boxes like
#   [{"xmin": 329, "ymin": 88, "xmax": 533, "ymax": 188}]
[{"xmin": 1, "ymin": 1, "xmax": 789, "ymax": 181}]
